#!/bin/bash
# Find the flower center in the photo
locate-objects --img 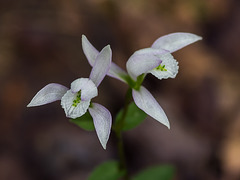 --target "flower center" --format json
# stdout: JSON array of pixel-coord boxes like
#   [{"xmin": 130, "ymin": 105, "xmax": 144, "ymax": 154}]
[
  {"xmin": 155, "ymin": 64, "xmax": 167, "ymax": 71},
  {"xmin": 72, "ymin": 91, "xmax": 81, "ymax": 107}
]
